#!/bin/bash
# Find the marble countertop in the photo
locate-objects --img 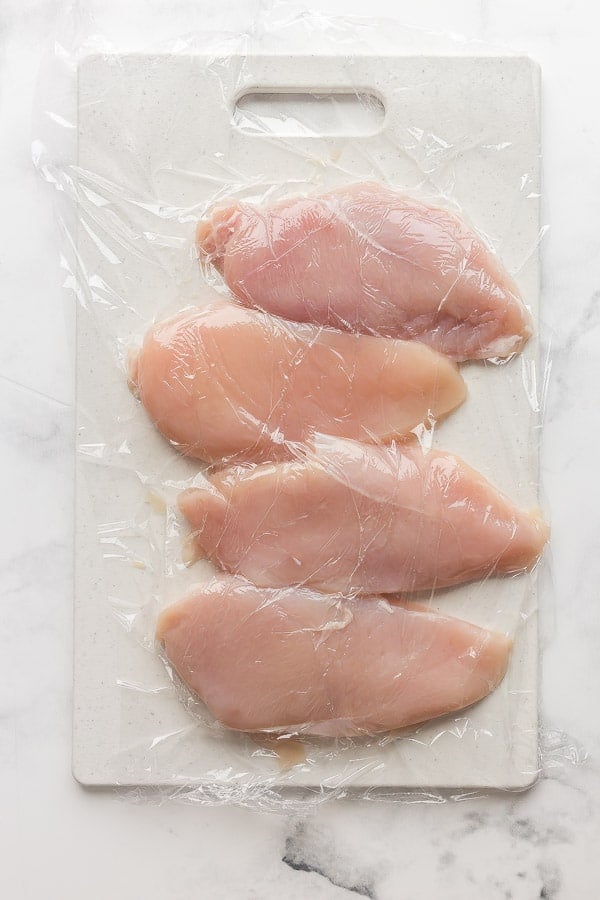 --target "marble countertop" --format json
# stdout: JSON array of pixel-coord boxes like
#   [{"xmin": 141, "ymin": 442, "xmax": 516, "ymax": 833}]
[{"xmin": 1, "ymin": 0, "xmax": 598, "ymax": 897}]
